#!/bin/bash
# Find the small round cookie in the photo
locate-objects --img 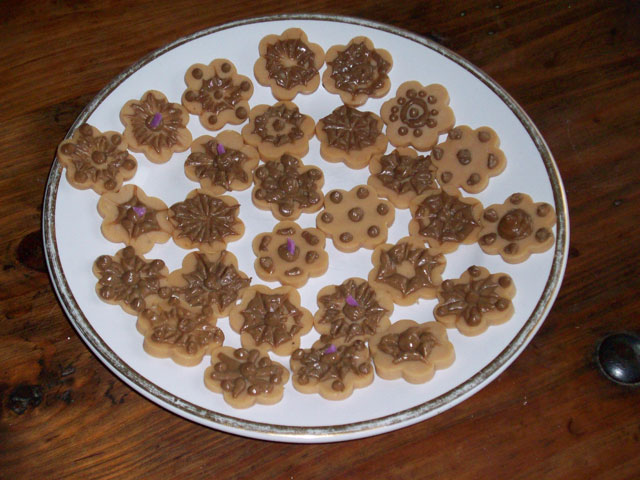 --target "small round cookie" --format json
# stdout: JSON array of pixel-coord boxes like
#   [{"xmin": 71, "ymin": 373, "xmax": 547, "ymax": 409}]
[
  {"xmin": 408, "ymin": 187, "xmax": 483, "ymax": 254},
  {"xmin": 182, "ymin": 59, "xmax": 253, "ymax": 131},
  {"xmin": 93, "ymin": 246, "xmax": 172, "ymax": 316},
  {"xmin": 314, "ymin": 277, "xmax": 394, "ymax": 343},
  {"xmin": 252, "ymin": 221, "xmax": 329, "ymax": 288},
  {"xmin": 252, "ymin": 154, "xmax": 324, "ymax": 221},
  {"xmin": 290, "ymin": 337, "xmax": 374, "ymax": 401},
  {"xmin": 254, "ymin": 28, "xmax": 325, "ymax": 100},
  {"xmin": 97, "ymin": 184, "xmax": 172, "ymax": 254},
  {"xmin": 315, "ymin": 105, "xmax": 388, "ymax": 169},
  {"xmin": 241, "ymin": 101, "xmax": 315, "ymax": 161},
  {"xmin": 368, "ymin": 236, "xmax": 446, "ymax": 306},
  {"xmin": 322, "ymin": 36, "xmax": 393, "ymax": 107},
  {"xmin": 380, "ymin": 82, "xmax": 455, "ymax": 151},
  {"xmin": 136, "ymin": 297, "xmax": 224, "ymax": 366},
  {"xmin": 169, "ymin": 188, "xmax": 244, "ymax": 253},
  {"xmin": 204, "ymin": 347, "xmax": 289, "ymax": 409},
  {"xmin": 367, "ymin": 147, "xmax": 438, "ymax": 208},
  {"xmin": 229, "ymin": 285, "xmax": 313, "ymax": 357},
  {"xmin": 434, "ymin": 265, "xmax": 516, "ymax": 336},
  {"xmin": 478, "ymin": 193, "xmax": 556, "ymax": 263},
  {"xmin": 57, "ymin": 123, "xmax": 137, "ymax": 194},
  {"xmin": 185, "ymin": 131, "xmax": 259, "ymax": 194},
  {"xmin": 431, "ymin": 125, "xmax": 506, "ymax": 194},
  {"xmin": 167, "ymin": 250, "xmax": 251, "ymax": 318},
  {"xmin": 316, "ymin": 185, "xmax": 395, "ymax": 253},
  {"xmin": 369, "ymin": 320, "xmax": 455, "ymax": 384},
  {"xmin": 120, "ymin": 90, "xmax": 192, "ymax": 164}
]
